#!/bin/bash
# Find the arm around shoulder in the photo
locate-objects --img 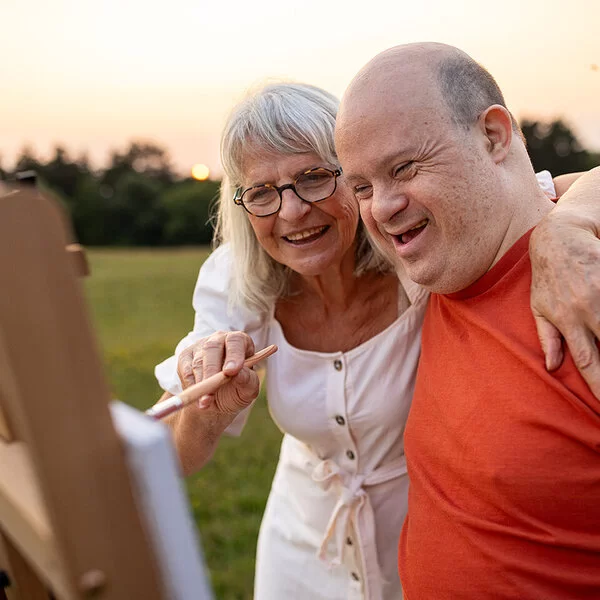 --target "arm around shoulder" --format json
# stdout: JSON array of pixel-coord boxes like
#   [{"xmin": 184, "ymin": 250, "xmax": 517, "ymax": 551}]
[
  {"xmin": 551, "ymin": 167, "xmax": 600, "ymax": 231},
  {"xmin": 529, "ymin": 166, "xmax": 600, "ymax": 398},
  {"xmin": 553, "ymin": 171, "xmax": 588, "ymax": 200}
]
